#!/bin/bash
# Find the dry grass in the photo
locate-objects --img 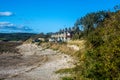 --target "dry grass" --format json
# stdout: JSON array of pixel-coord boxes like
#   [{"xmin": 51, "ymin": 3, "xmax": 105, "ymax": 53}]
[
  {"xmin": 0, "ymin": 42, "xmax": 22, "ymax": 53},
  {"xmin": 40, "ymin": 40, "xmax": 86, "ymax": 58},
  {"xmin": 49, "ymin": 43, "xmax": 77, "ymax": 55},
  {"xmin": 68, "ymin": 40, "xmax": 86, "ymax": 48},
  {"xmin": 68, "ymin": 40, "xmax": 86, "ymax": 56}
]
